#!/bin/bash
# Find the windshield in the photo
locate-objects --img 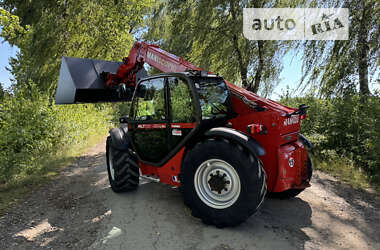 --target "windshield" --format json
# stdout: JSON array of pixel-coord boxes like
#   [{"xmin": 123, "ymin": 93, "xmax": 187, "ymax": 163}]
[{"xmin": 195, "ymin": 77, "xmax": 230, "ymax": 120}]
